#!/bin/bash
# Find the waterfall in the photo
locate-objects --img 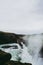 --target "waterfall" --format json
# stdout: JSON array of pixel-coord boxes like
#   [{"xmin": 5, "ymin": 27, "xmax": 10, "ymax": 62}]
[
  {"xmin": 0, "ymin": 34, "xmax": 43, "ymax": 65},
  {"xmin": 19, "ymin": 42, "xmax": 32, "ymax": 63},
  {"xmin": 19, "ymin": 35, "xmax": 43, "ymax": 65}
]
